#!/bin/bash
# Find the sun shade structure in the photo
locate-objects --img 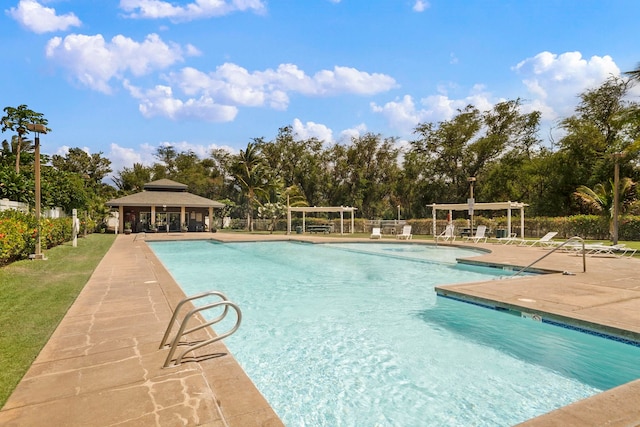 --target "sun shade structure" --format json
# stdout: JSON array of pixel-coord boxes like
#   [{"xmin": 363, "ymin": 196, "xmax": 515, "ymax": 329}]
[
  {"xmin": 430, "ymin": 202, "xmax": 527, "ymax": 238},
  {"xmin": 287, "ymin": 206, "xmax": 357, "ymax": 234},
  {"xmin": 106, "ymin": 179, "xmax": 225, "ymax": 233}
]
